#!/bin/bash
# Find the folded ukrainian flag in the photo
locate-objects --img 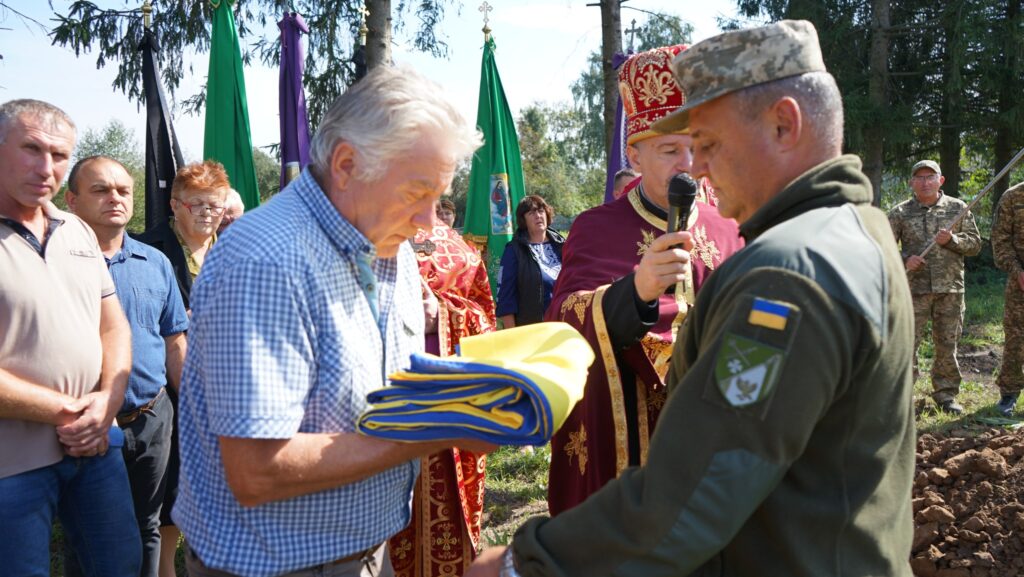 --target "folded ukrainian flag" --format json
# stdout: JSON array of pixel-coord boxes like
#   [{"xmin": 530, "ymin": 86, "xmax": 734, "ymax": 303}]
[{"xmin": 357, "ymin": 322, "xmax": 594, "ymax": 445}]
